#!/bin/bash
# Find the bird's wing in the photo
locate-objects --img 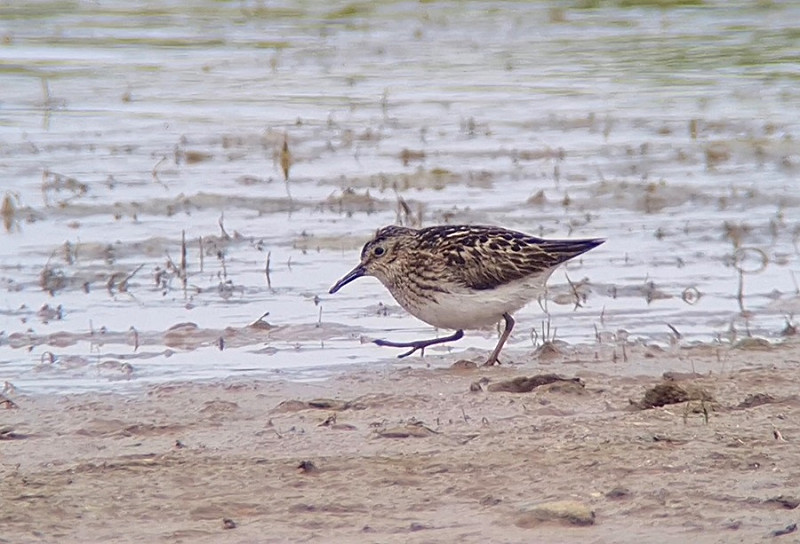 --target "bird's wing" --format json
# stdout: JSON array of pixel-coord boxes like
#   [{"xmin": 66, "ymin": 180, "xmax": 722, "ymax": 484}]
[{"xmin": 420, "ymin": 226, "xmax": 603, "ymax": 290}]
